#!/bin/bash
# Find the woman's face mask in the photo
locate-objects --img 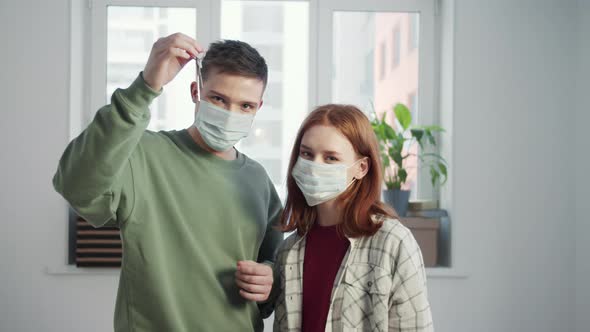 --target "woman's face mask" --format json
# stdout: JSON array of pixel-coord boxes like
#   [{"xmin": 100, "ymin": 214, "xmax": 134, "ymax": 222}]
[
  {"xmin": 292, "ymin": 157, "xmax": 363, "ymax": 206},
  {"xmin": 291, "ymin": 124, "xmax": 368, "ymax": 206}
]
